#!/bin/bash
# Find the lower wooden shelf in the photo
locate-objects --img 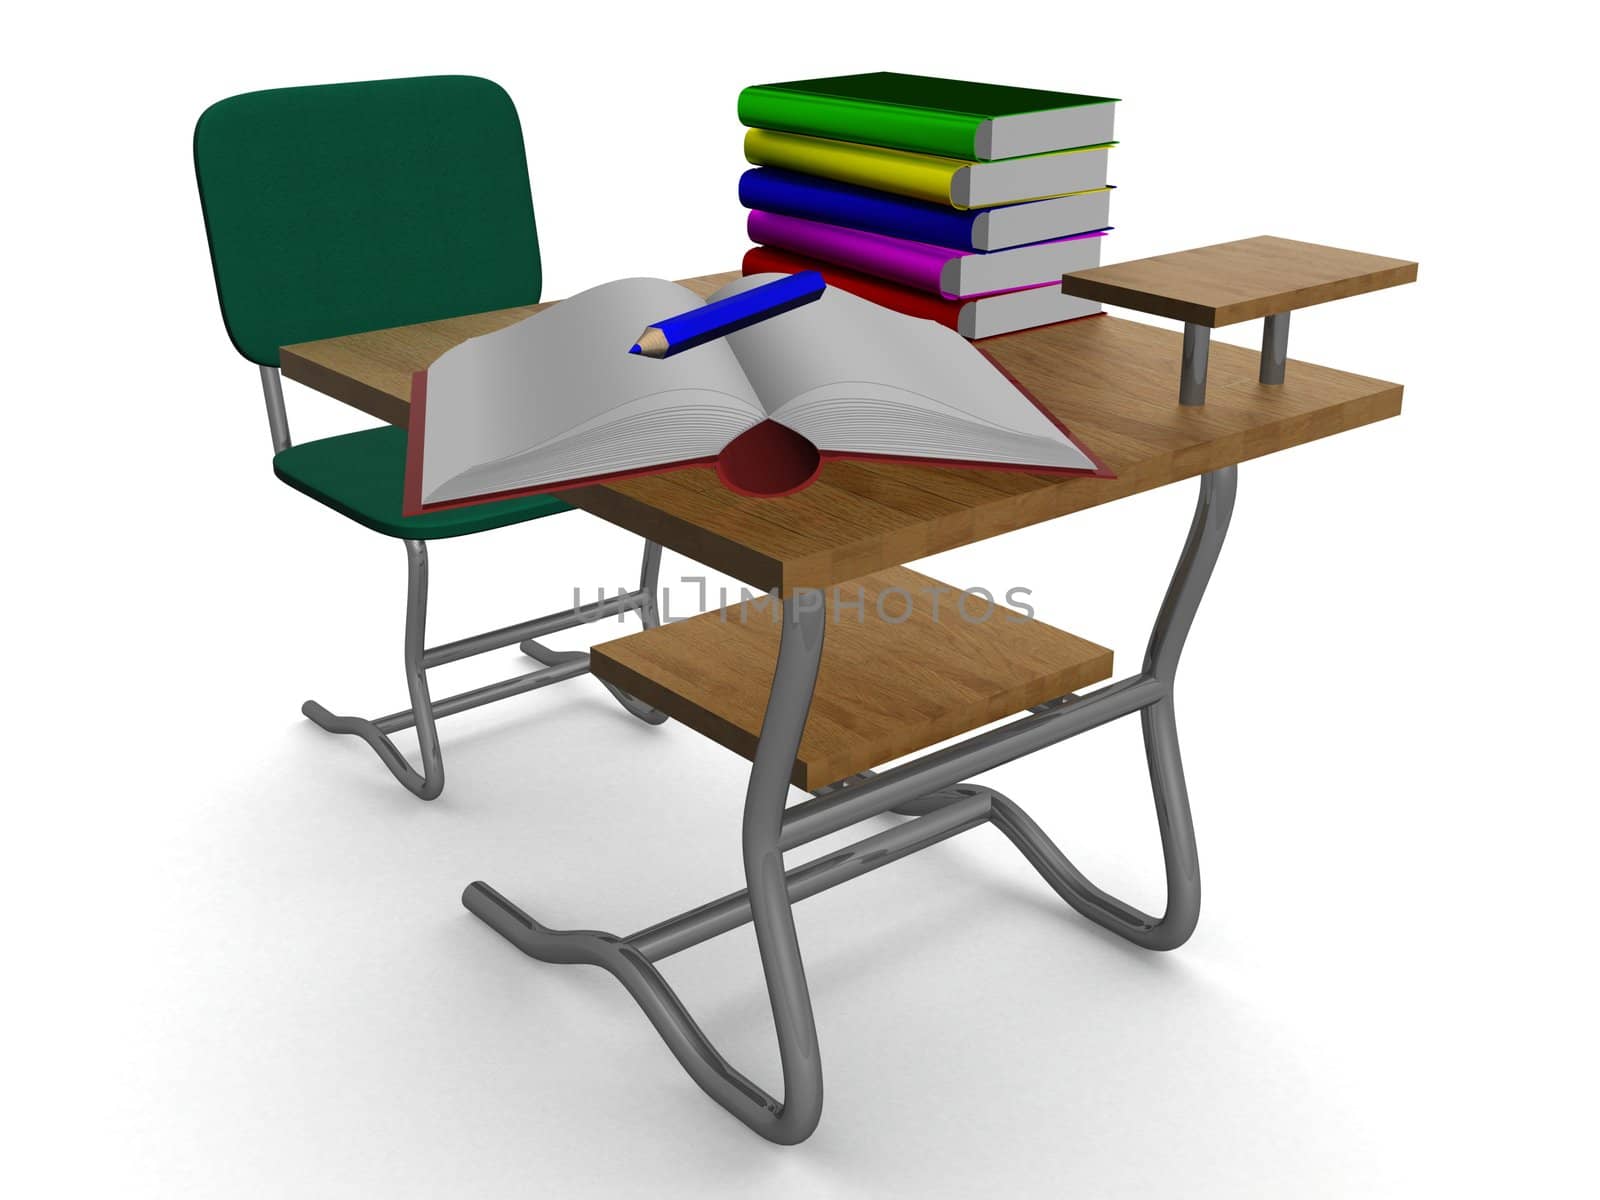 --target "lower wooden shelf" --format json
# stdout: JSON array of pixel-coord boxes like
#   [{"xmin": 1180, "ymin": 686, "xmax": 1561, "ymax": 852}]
[{"xmin": 592, "ymin": 567, "xmax": 1113, "ymax": 790}]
